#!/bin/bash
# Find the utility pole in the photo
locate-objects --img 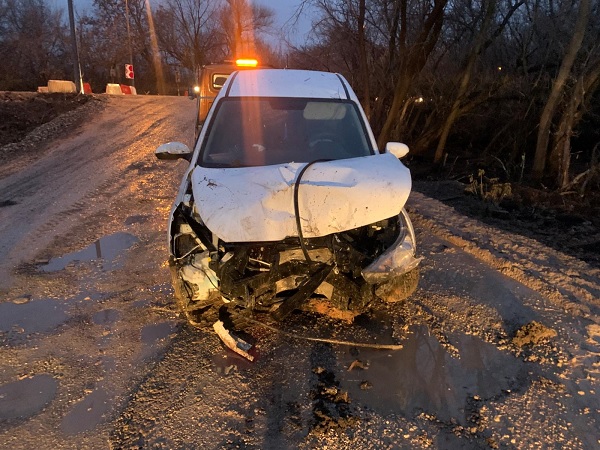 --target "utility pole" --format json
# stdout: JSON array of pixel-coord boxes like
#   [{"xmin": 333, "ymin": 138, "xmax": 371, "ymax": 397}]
[
  {"xmin": 67, "ymin": 0, "xmax": 83, "ymax": 94},
  {"xmin": 125, "ymin": 0, "xmax": 135, "ymax": 87}
]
